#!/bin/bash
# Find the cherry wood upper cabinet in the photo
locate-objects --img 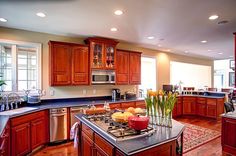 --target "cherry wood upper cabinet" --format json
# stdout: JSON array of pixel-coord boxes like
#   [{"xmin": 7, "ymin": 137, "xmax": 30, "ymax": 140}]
[
  {"xmin": 129, "ymin": 52, "xmax": 141, "ymax": 84},
  {"xmin": 49, "ymin": 41, "xmax": 89, "ymax": 86},
  {"xmin": 49, "ymin": 42, "xmax": 71, "ymax": 86},
  {"xmin": 72, "ymin": 46, "xmax": 89, "ymax": 85},
  {"xmin": 116, "ymin": 50, "xmax": 129, "ymax": 85},
  {"xmin": 85, "ymin": 37, "xmax": 119, "ymax": 70}
]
